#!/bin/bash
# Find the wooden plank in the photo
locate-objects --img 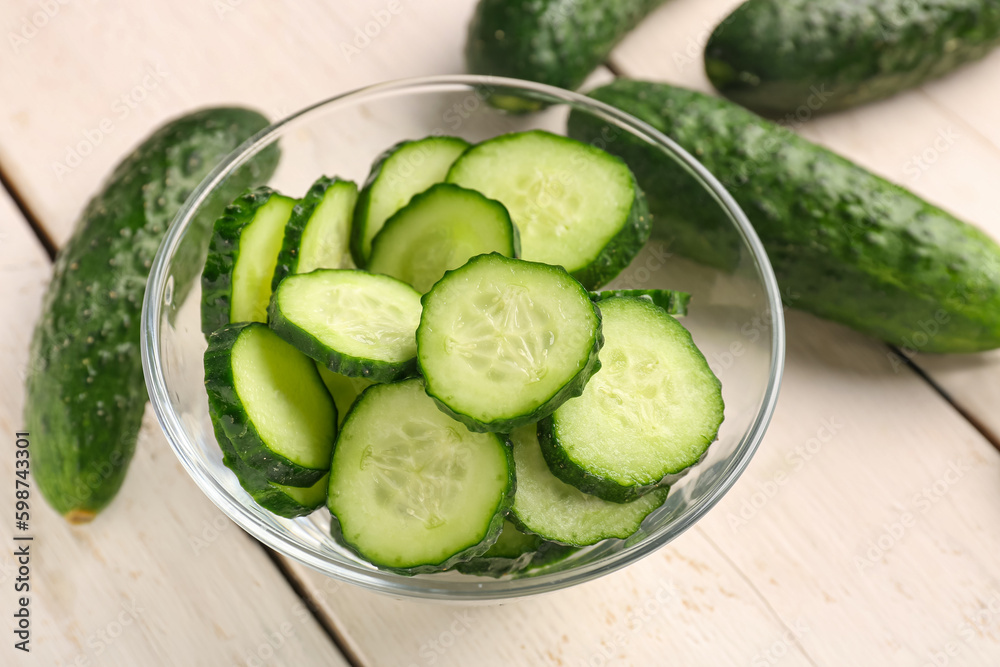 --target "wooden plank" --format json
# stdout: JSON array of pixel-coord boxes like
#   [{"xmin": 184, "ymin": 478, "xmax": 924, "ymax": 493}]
[
  {"xmin": 288, "ymin": 527, "xmax": 816, "ymax": 667},
  {"xmin": 609, "ymin": 0, "xmax": 1000, "ymax": 442},
  {"xmin": 284, "ymin": 296, "xmax": 1000, "ymax": 667},
  {"xmin": 4, "ymin": 0, "xmax": 1000, "ymax": 665},
  {"xmin": 0, "ymin": 194, "xmax": 347, "ymax": 665},
  {"xmin": 0, "ymin": 0, "xmax": 475, "ymax": 248}
]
